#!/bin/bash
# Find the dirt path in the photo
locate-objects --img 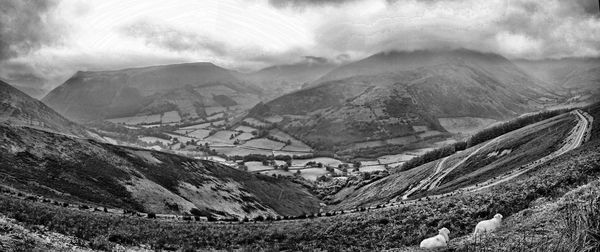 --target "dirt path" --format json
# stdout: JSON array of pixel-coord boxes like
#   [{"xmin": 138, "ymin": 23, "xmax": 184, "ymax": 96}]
[{"xmin": 400, "ymin": 157, "xmax": 448, "ymax": 200}]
